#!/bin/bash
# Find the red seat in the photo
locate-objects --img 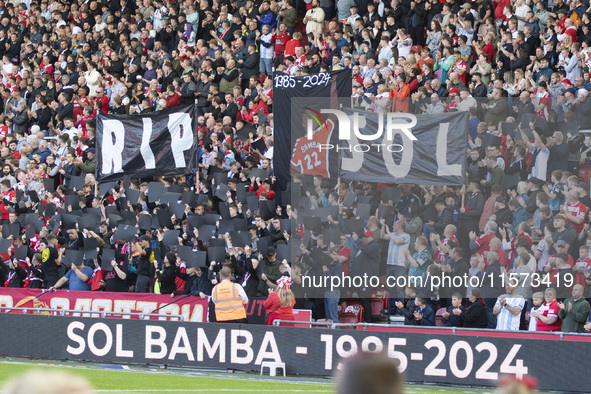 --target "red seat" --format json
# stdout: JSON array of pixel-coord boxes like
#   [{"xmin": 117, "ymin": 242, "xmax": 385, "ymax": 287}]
[
  {"xmin": 435, "ymin": 307, "xmax": 447, "ymax": 327},
  {"xmin": 410, "ymin": 45, "xmax": 422, "ymax": 54},
  {"xmin": 371, "ymin": 290, "xmax": 389, "ymax": 310},
  {"xmin": 338, "ymin": 312, "xmax": 358, "ymax": 329},
  {"xmin": 345, "ymin": 297, "xmax": 361, "ymax": 306},
  {"xmin": 370, "ymin": 298, "xmax": 383, "ymax": 318}
]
